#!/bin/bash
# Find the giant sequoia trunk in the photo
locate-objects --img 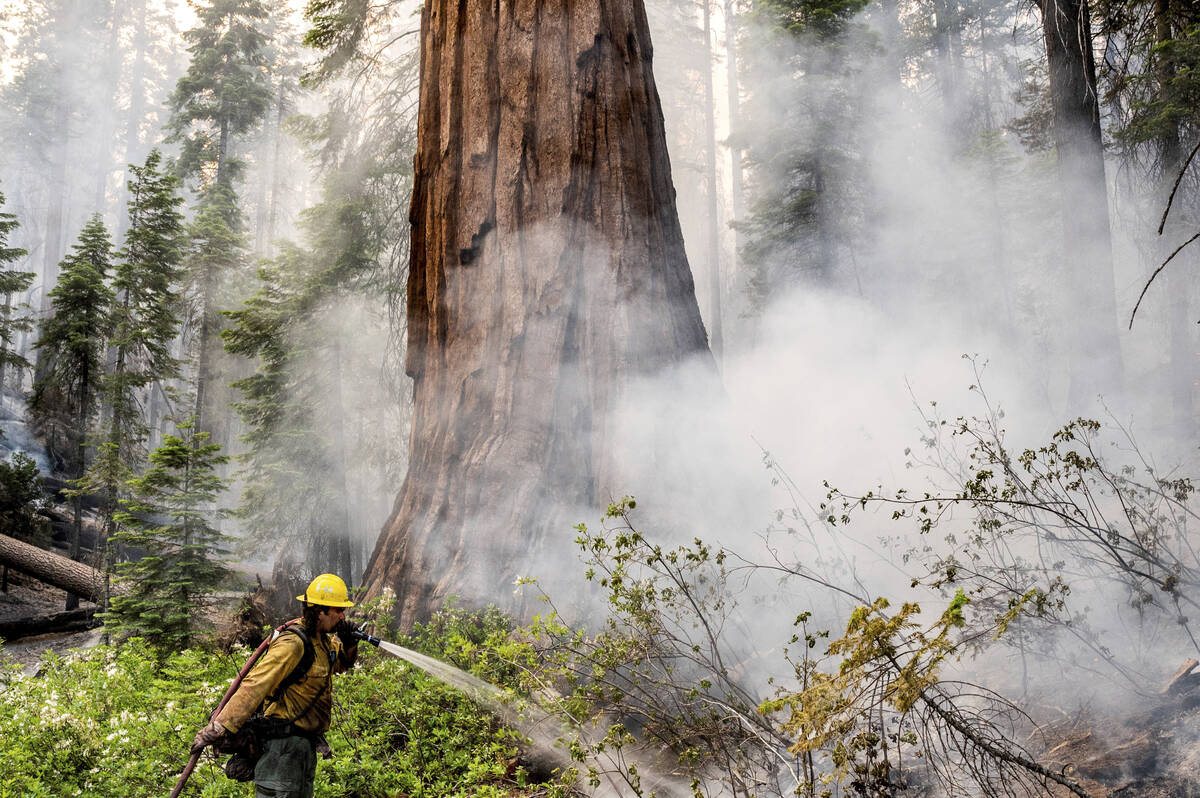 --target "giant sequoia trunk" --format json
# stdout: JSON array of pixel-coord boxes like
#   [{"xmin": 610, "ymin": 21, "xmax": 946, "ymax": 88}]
[
  {"xmin": 363, "ymin": 0, "xmax": 711, "ymax": 627},
  {"xmin": 1038, "ymin": 0, "xmax": 1123, "ymax": 404}
]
